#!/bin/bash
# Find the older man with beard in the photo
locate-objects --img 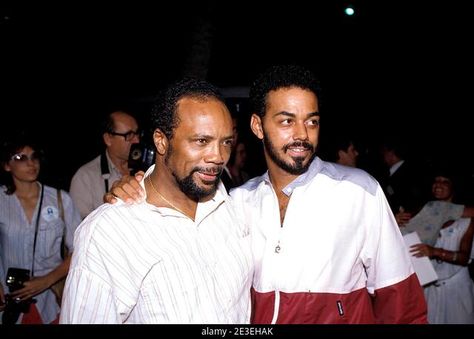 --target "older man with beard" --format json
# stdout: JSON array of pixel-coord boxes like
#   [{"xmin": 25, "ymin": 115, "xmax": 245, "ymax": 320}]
[{"xmin": 60, "ymin": 78, "xmax": 253, "ymax": 324}]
